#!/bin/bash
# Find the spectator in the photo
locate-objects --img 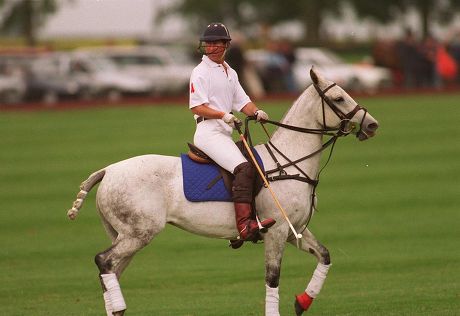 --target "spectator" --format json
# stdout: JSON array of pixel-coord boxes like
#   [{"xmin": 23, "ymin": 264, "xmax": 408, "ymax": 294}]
[
  {"xmin": 261, "ymin": 40, "xmax": 290, "ymax": 92},
  {"xmin": 372, "ymin": 39, "xmax": 402, "ymax": 86},
  {"xmin": 226, "ymin": 34, "xmax": 246, "ymax": 84},
  {"xmin": 278, "ymin": 39, "xmax": 298, "ymax": 92},
  {"xmin": 226, "ymin": 32, "xmax": 265, "ymax": 99},
  {"xmin": 419, "ymin": 34, "xmax": 442, "ymax": 88},
  {"xmin": 396, "ymin": 28, "xmax": 422, "ymax": 89},
  {"xmin": 447, "ymin": 29, "xmax": 460, "ymax": 83}
]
